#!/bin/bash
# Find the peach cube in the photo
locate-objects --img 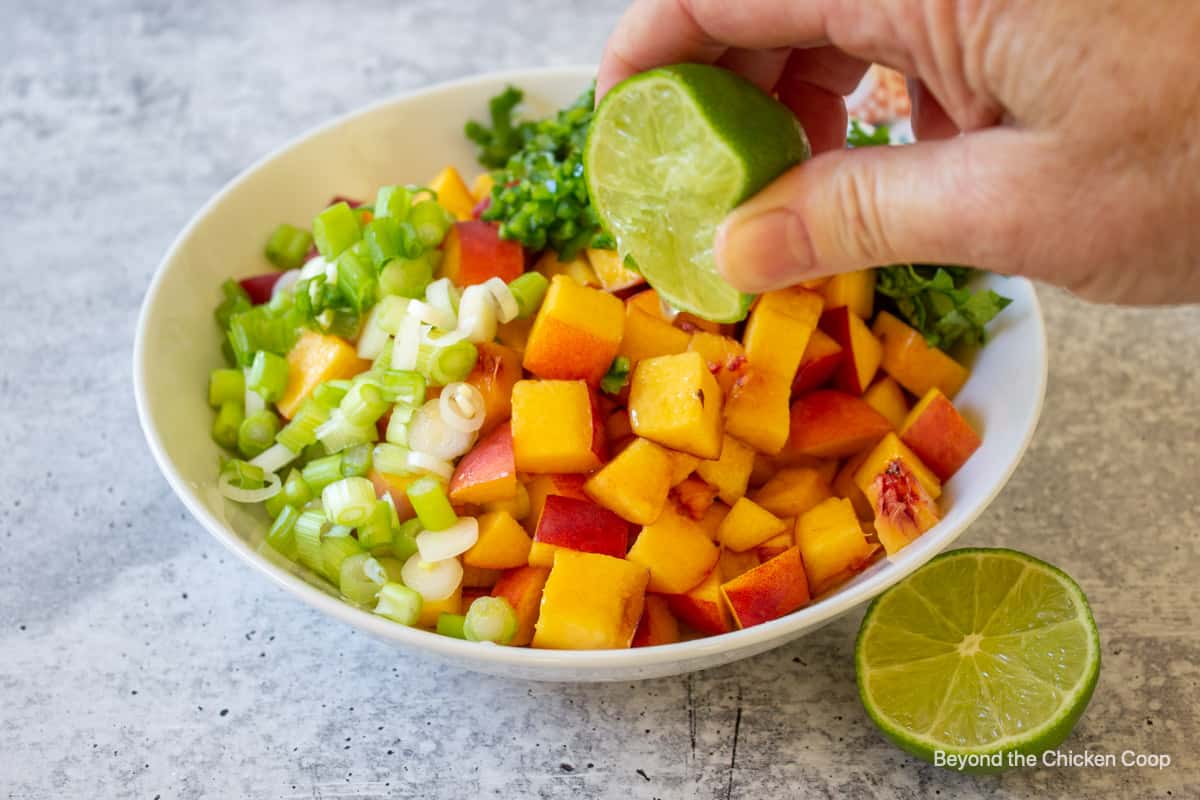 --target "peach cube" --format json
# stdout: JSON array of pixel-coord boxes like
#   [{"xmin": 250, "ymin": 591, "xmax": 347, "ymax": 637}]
[
  {"xmin": 750, "ymin": 467, "xmax": 833, "ymax": 518},
  {"xmin": 585, "ymin": 437, "xmax": 673, "ymax": 525},
  {"xmin": 786, "ymin": 390, "xmax": 892, "ymax": 459},
  {"xmin": 665, "ymin": 568, "xmax": 732, "ymax": 635},
  {"xmin": 631, "ymin": 595, "xmax": 681, "ymax": 647},
  {"xmin": 277, "ymin": 331, "xmax": 370, "ymax": 419},
  {"xmin": 511, "ymin": 380, "xmax": 603, "ymax": 473},
  {"xmin": 720, "ymin": 547, "xmax": 810, "ymax": 629},
  {"xmin": 626, "ymin": 507, "xmax": 721, "ymax": 594},
  {"xmin": 628, "ymin": 352, "xmax": 723, "ymax": 459},
  {"xmin": 718, "ymin": 547, "xmax": 761, "ymax": 582},
  {"xmin": 523, "ymin": 275, "xmax": 625, "ymax": 385},
  {"xmin": 491, "ymin": 565, "xmax": 550, "ymax": 646},
  {"xmin": 742, "ymin": 287, "xmax": 824, "ymax": 378},
  {"xmin": 586, "ymin": 247, "xmax": 644, "ymax": 292},
  {"xmin": 428, "ymin": 165, "xmax": 476, "ymax": 221},
  {"xmin": 820, "ymin": 269, "xmax": 876, "ymax": 320},
  {"xmin": 717, "ymin": 497, "xmax": 788, "ymax": 552},
  {"xmin": 796, "ymin": 497, "xmax": 876, "ymax": 594},
  {"xmin": 873, "ymin": 311, "xmax": 969, "ymax": 398},
  {"xmin": 899, "ymin": 388, "xmax": 982, "ymax": 480},
  {"xmin": 464, "ymin": 341, "xmax": 522, "ymax": 437},
  {"xmin": 619, "ymin": 306, "xmax": 691, "ymax": 365},
  {"xmin": 863, "ymin": 376, "xmax": 910, "ymax": 431},
  {"xmin": 724, "ymin": 367, "xmax": 792, "ymax": 455},
  {"xmin": 695, "ymin": 434, "xmax": 757, "ymax": 505},
  {"xmin": 532, "ymin": 551, "xmax": 648, "ymax": 649},
  {"xmin": 463, "ymin": 511, "xmax": 532, "ymax": 570},
  {"xmin": 687, "ymin": 331, "xmax": 747, "ymax": 397}
]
